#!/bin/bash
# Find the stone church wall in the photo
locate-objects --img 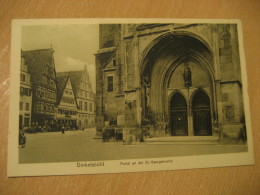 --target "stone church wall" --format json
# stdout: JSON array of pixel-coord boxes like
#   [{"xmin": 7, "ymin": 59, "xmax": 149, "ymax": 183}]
[{"xmin": 96, "ymin": 23, "xmax": 245, "ymax": 140}]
